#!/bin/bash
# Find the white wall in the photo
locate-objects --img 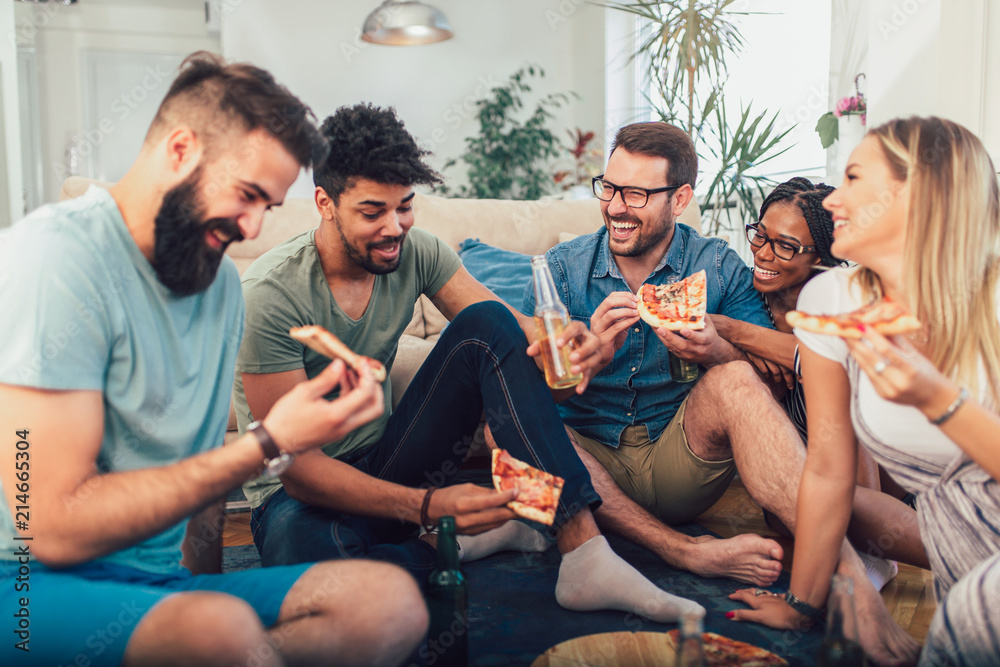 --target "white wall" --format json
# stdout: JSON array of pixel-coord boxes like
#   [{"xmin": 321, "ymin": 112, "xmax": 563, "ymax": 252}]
[
  {"xmin": 0, "ymin": 1, "xmax": 24, "ymax": 226},
  {"xmin": 865, "ymin": 0, "xmax": 1000, "ymax": 163},
  {"xmin": 221, "ymin": 0, "xmax": 607, "ymax": 199},
  {"xmin": 15, "ymin": 1, "xmax": 219, "ymax": 203}
]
